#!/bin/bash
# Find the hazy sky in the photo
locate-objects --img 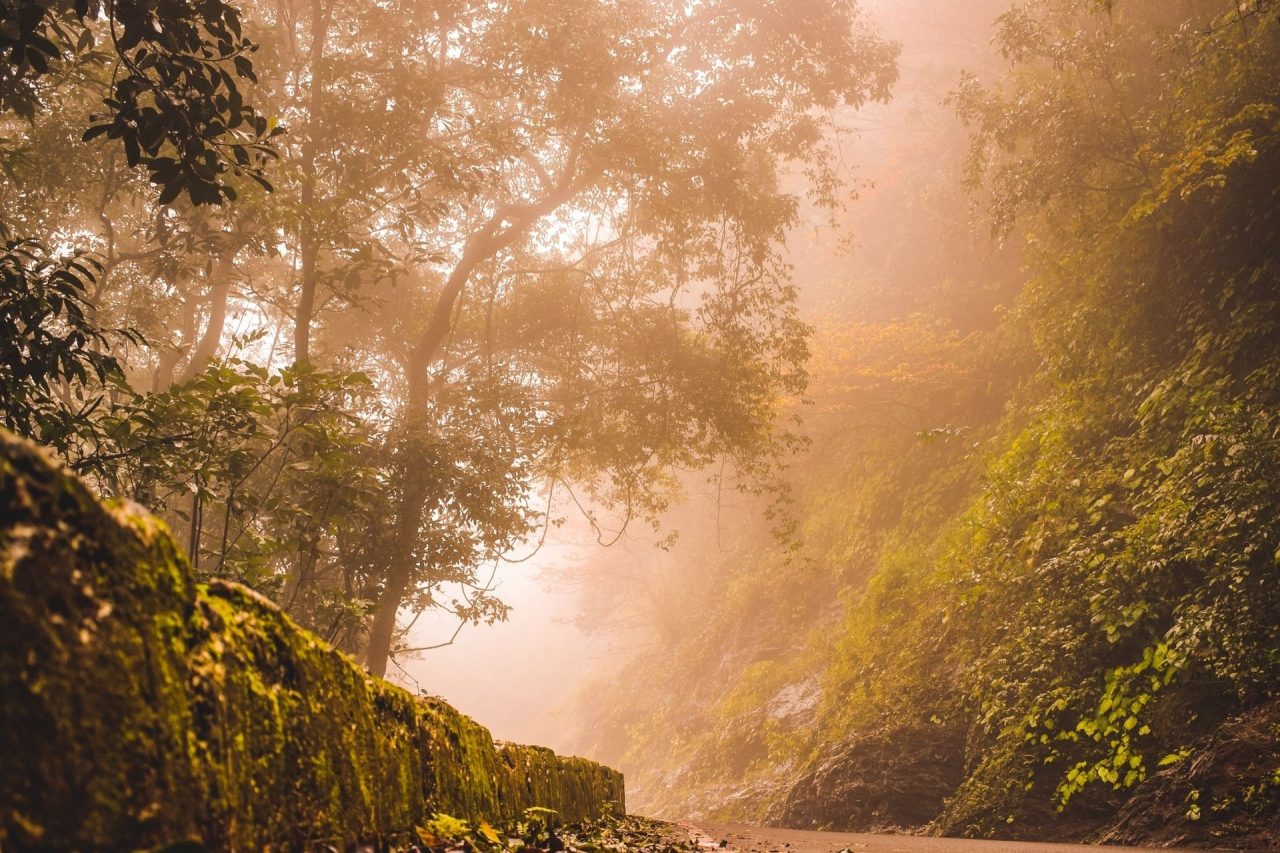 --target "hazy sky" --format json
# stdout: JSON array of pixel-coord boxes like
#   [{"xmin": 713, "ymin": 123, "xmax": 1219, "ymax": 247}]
[{"xmin": 396, "ymin": 530, "xmax": 613, "ymax": 752}]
